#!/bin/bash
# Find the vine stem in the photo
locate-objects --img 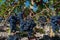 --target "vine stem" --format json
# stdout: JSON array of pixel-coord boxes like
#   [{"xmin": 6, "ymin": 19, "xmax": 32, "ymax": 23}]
[{"xmin": 53, "ymin": 1, "xmax": 60, "ymax": 6}]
